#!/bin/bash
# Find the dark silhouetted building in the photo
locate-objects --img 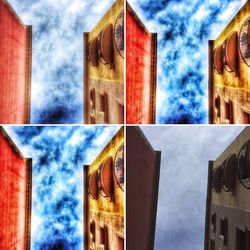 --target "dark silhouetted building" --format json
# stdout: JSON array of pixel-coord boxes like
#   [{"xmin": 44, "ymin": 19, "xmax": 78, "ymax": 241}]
[
  {"xmin": 84, "ymin": 127, "xmax": 124, "ymax": 250},
  {"xmin": 205, "ymin": 127, "xmax": 250, "ymax": 250},
  {"xmin": 126, "ymin": 126, "xmax": 161, "ymax": 249},
  {"xmin": 209, "ymin": 2, "xmax": 250, "ymax": 124},
  {"xmin": 126, "ymin": 3, "xmax": 157, "ymax": 124},
  {"xmin": 0, "ymin": 127, "xmax": 32, "ymax": 249},
  {"xmin": 0, "ymin": 0, "xmax": 32, "ymax": 124},
  {"xmin": 83, "ymin": 0, "xmax": 124, "ymax": 124}
]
